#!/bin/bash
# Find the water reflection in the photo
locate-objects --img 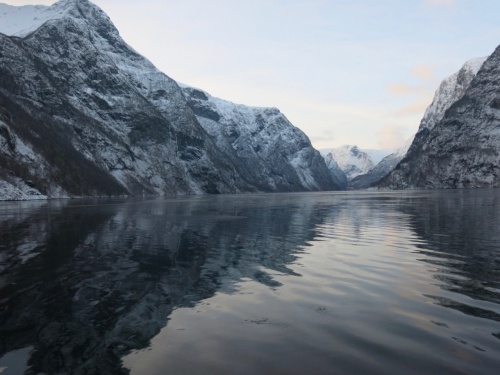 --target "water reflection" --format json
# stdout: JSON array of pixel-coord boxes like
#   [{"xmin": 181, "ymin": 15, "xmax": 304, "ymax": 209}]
[
  {"xmin": 397, "ymin": 190, "xmax": 500, "ymax": 324},
  {"xmin": 0, "ymin": 194, "xmax": 330, "ymax": 374},
  {"xmin": 0, "ymin": 191, "xmax": 499, "ymax": 374}
]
